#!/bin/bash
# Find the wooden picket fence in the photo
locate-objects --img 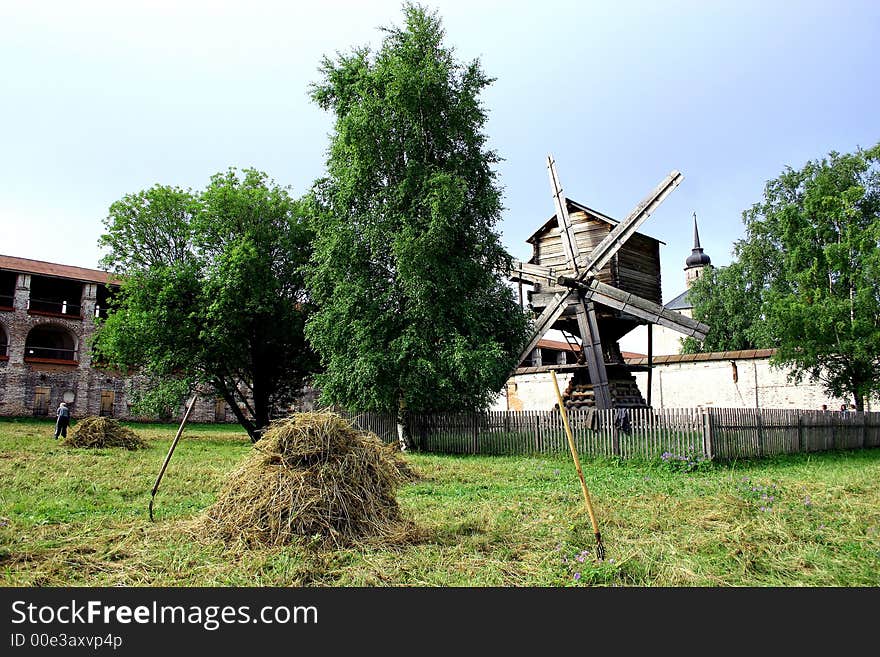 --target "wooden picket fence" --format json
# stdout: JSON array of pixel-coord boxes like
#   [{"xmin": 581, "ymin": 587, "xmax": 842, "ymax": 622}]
[{"xmin": 339, "ymin": 407, "xmax": 880, "ymax": 462}]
